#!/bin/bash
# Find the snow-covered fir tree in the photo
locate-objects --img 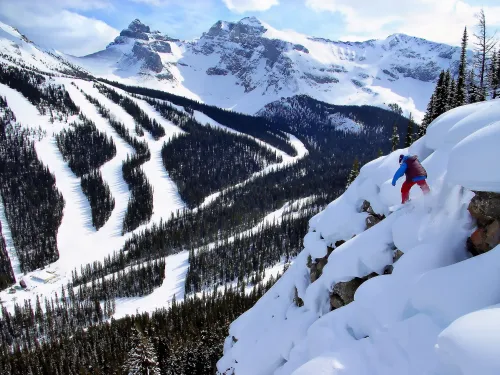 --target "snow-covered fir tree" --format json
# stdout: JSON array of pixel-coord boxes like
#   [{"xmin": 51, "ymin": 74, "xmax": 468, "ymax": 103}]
[
  {"xmin": 455, "ymin": 27, "xmax": 468, "ymax": 107},
  {"xmin": 391, "ymin": 122, "xmax": 400, "ymax": 151},
  {"xmin": 405, "ymin": 113, "xmax": 415, "ymax": 147},
  {"xmin": 123, "ymin": 328, "xmax": 161, "ymax": 375}
]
